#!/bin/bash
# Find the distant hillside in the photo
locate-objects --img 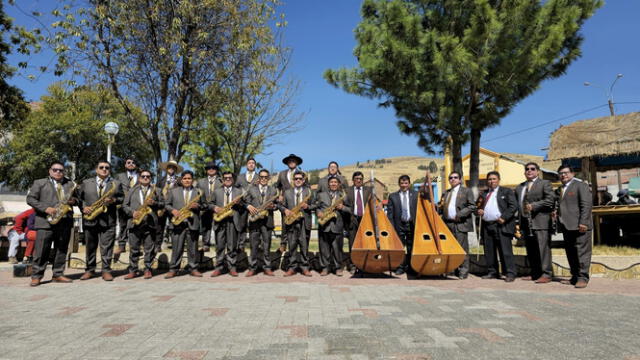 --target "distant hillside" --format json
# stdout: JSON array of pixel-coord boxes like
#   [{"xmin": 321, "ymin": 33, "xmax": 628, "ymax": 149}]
[{"xmin": 310, "ymin": 156, "xmax": 444, "ymax": 190}]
